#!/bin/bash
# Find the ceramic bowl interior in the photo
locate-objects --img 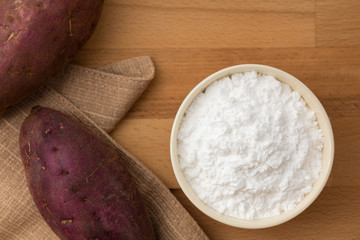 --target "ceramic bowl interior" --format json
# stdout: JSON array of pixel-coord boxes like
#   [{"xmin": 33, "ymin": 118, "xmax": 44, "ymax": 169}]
[{"xmin": 170, "ymin": 64, "xmax": 334, "ymax": 229}]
